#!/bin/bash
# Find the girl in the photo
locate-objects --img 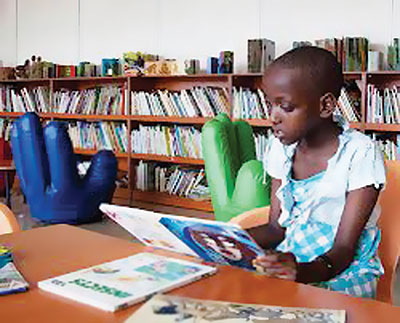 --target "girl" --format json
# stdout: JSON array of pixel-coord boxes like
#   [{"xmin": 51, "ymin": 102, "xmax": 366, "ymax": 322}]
[{"xmin": 248, "ymin": 46, "xmax": 385, "ymax": 298}]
